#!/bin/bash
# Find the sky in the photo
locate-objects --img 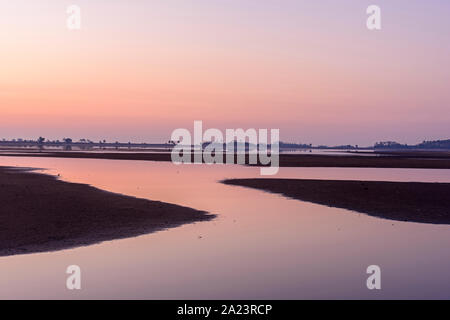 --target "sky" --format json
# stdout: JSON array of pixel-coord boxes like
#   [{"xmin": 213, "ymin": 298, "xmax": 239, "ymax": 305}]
[{"xmin": 0, "ymin": 0, "xmax": 449, "ymax": 145}]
